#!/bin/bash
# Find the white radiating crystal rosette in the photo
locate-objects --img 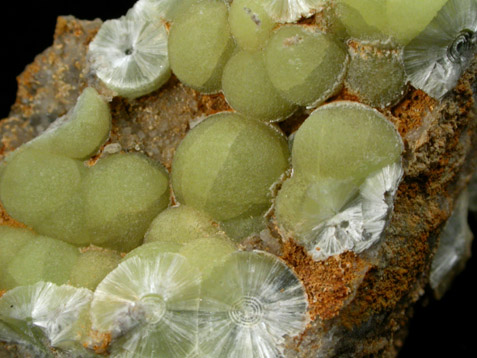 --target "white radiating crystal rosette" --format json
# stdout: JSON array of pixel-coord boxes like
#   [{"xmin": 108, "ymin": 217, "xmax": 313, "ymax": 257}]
[
  {"xmin": 91, "ymin": 254, "xmax": 201, "ymax": 358},
  {"xmin": 198, "ymin": 251, "xmax": 308, "ymax": 358},
  {"xmin": 262, "ymin": 0, "xmax": 326, "ymax": 23},
  {"xmin": 127, "ymin": 0, "xmax": 179, "ymax": 23},
  {"xmin": 88, "ymin": 16, "xmax": 171, "ymax": 99},
  {"xmin": 0, "ymin": 282, "xmax": 92, "ymax": 354},
  {"xmin": 403, "ymin": 0, "xmax": 477, "ymax": 99},
  {"xmin": 304, "ymin": 162, "xmax": 404, "ymax": 261}
]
